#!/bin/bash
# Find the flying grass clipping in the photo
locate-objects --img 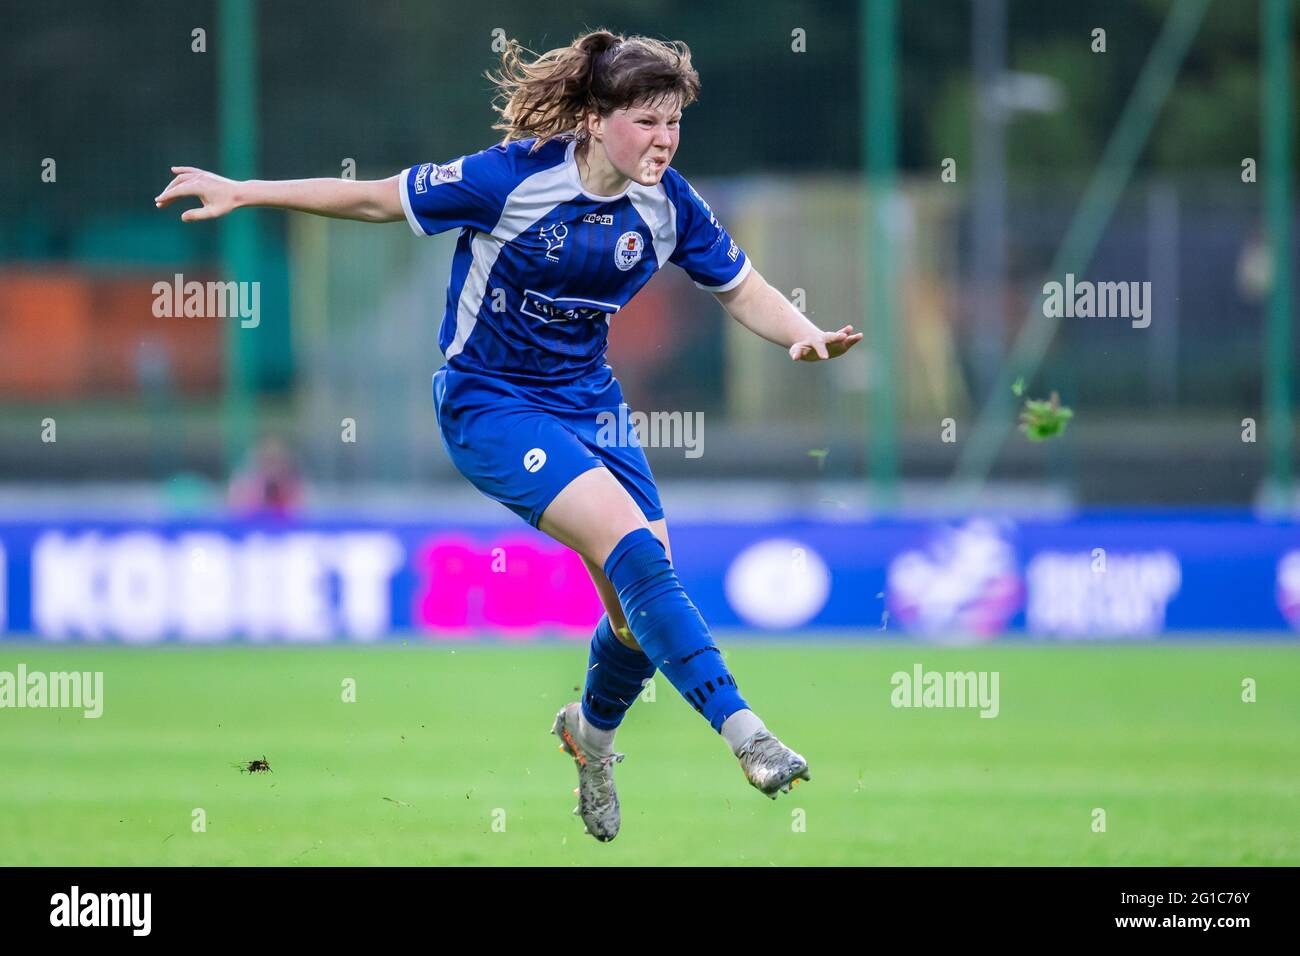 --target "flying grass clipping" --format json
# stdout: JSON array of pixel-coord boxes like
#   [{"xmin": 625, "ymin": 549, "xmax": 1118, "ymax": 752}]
[{"xmin": 1014, "ymin": 379, "xmax": 1074, "ymax": 442}]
